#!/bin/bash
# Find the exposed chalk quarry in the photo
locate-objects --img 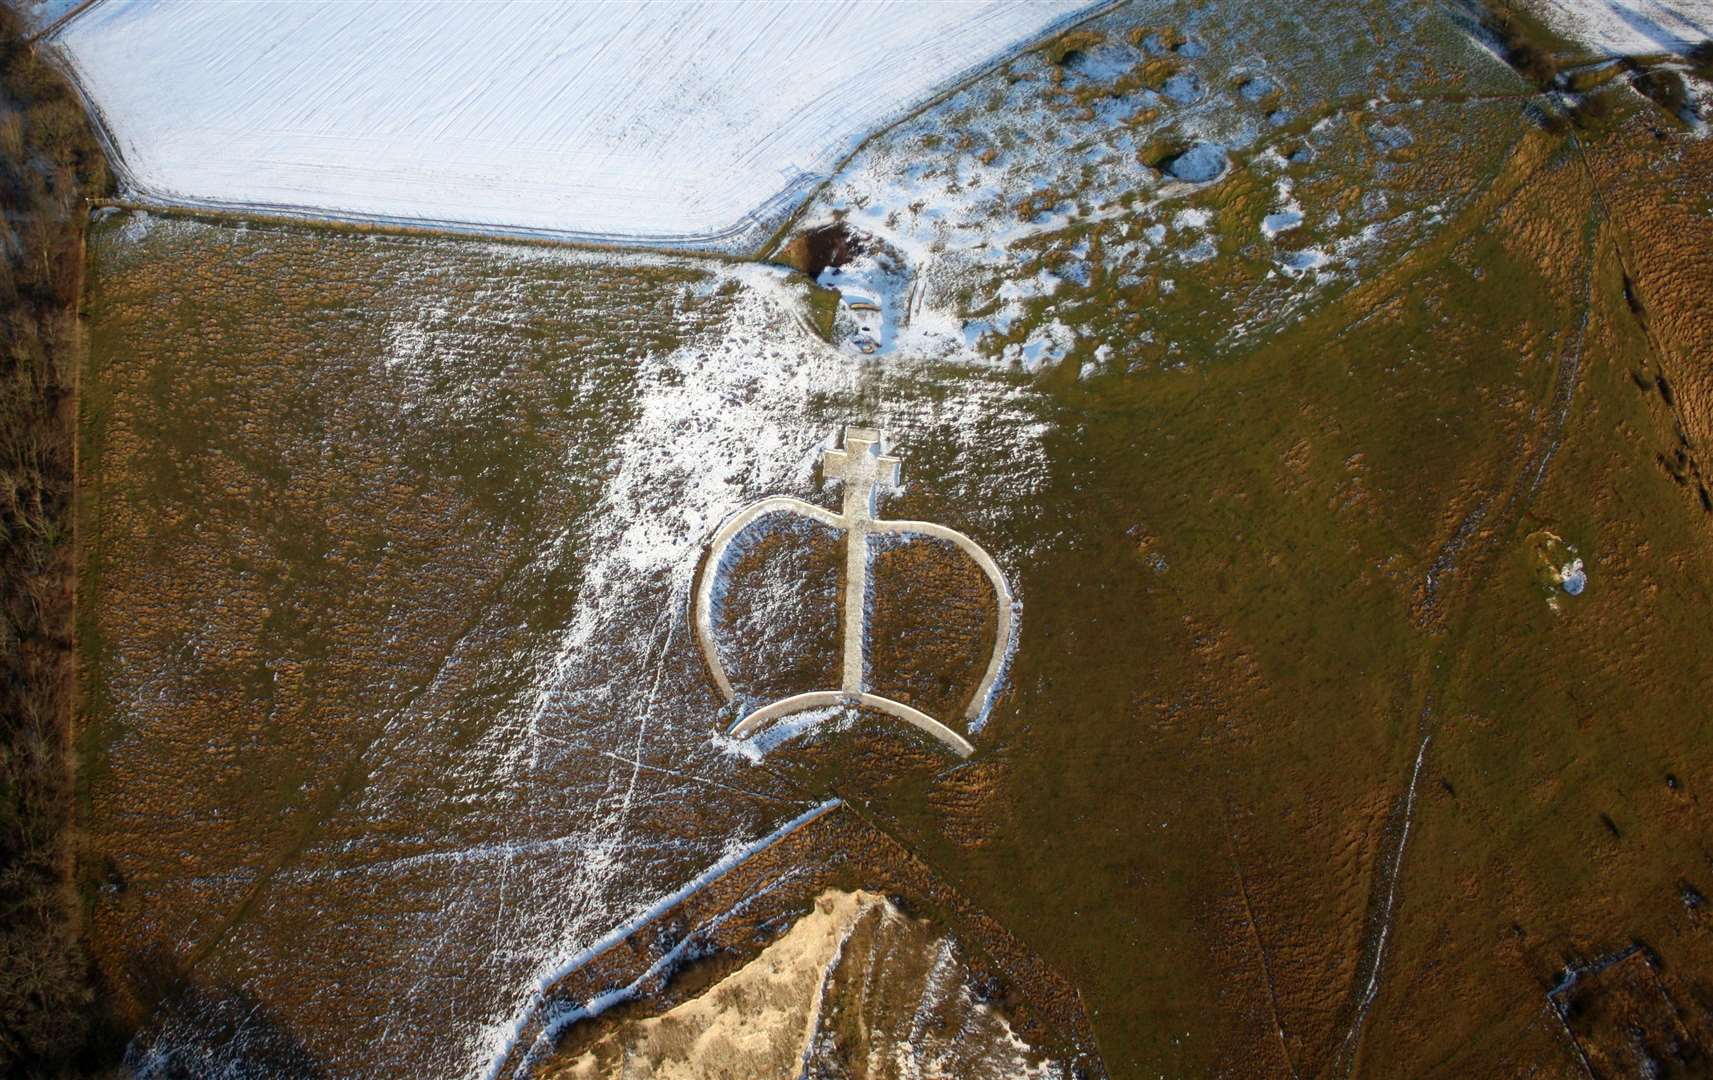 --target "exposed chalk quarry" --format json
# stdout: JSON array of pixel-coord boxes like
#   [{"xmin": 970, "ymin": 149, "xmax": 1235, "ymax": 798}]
[{"xmin": 48, "ymin": 0, "xmax": 1100, "ymax": 248}]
